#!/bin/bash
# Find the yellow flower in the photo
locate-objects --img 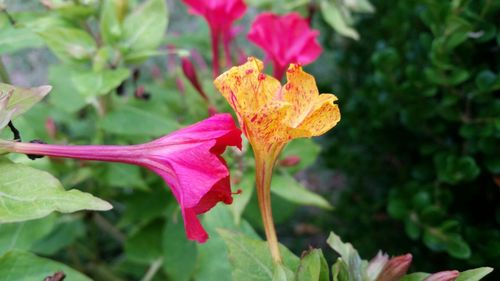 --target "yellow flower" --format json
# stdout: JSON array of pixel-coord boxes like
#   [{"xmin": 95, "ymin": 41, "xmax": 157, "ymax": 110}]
[{"xmin": 214, "ymin": 57, "xmax": 340, "ymax": 262}]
